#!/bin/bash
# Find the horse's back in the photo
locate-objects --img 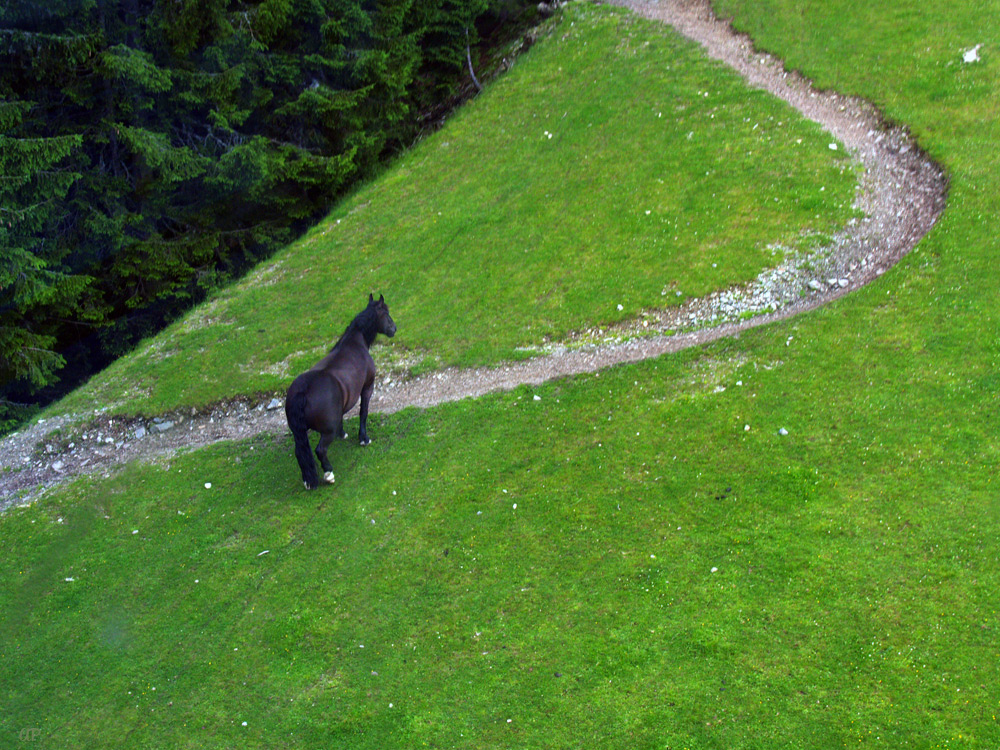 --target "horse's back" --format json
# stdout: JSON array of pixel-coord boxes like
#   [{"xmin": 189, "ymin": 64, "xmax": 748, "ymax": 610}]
[
  {"xmin": 326, "ymin": 341, "xmax": 374, "ymax": 412},
  {"xmin": 290, "ymin": 336, "xmax": 374, "ymax": 423}
]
